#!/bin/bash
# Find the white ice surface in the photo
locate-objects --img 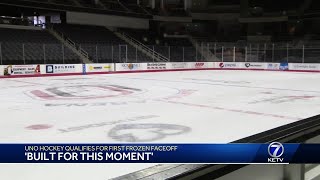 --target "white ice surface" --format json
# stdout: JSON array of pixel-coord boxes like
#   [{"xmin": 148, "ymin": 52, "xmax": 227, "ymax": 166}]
[{"xmin": 0, "ymin": 70, "xmax": 320, "ymax": 179}]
